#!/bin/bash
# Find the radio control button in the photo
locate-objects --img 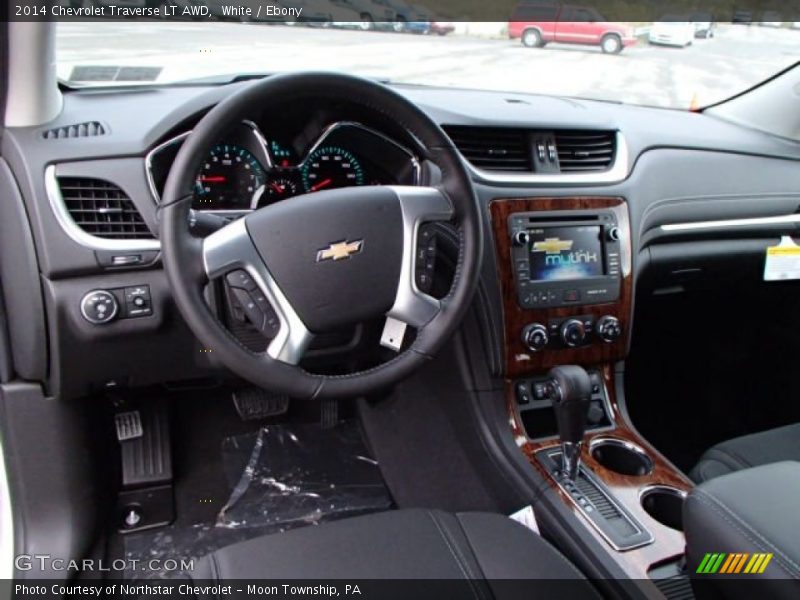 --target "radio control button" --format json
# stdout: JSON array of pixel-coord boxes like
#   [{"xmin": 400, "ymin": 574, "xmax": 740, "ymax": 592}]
[{"xmin": 563, "ymin": 289, "xmax": 580, "ymax": 302}]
